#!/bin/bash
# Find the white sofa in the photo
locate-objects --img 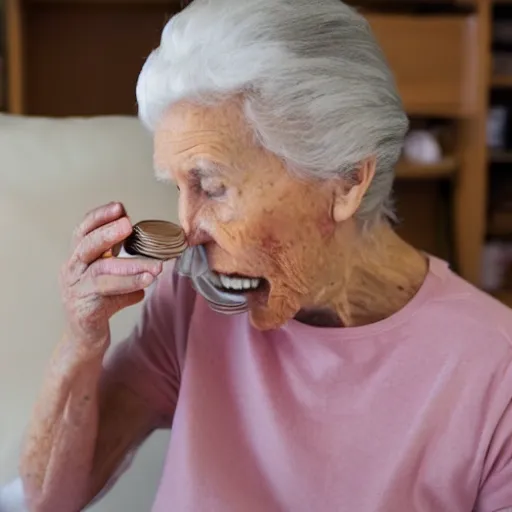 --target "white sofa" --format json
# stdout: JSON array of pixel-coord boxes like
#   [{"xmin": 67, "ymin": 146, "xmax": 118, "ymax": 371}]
[{"xmin": 0, "ymin": 114, "xmax": 179, "ymax": 511}]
